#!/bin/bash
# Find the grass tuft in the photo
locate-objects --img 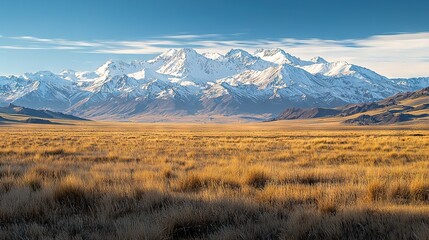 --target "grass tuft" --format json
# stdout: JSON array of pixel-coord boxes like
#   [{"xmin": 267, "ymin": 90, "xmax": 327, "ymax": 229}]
[
  {"xmin": 367, "ymin": 180, "xmax": 386, "ymax": 202},
  {"xmin": 245, "ymin": 169, "xmax": 271, "ymax": 189},
  {"xmin": 53, "ymin": 175, "xmax": 93, "ymax": 212}
]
